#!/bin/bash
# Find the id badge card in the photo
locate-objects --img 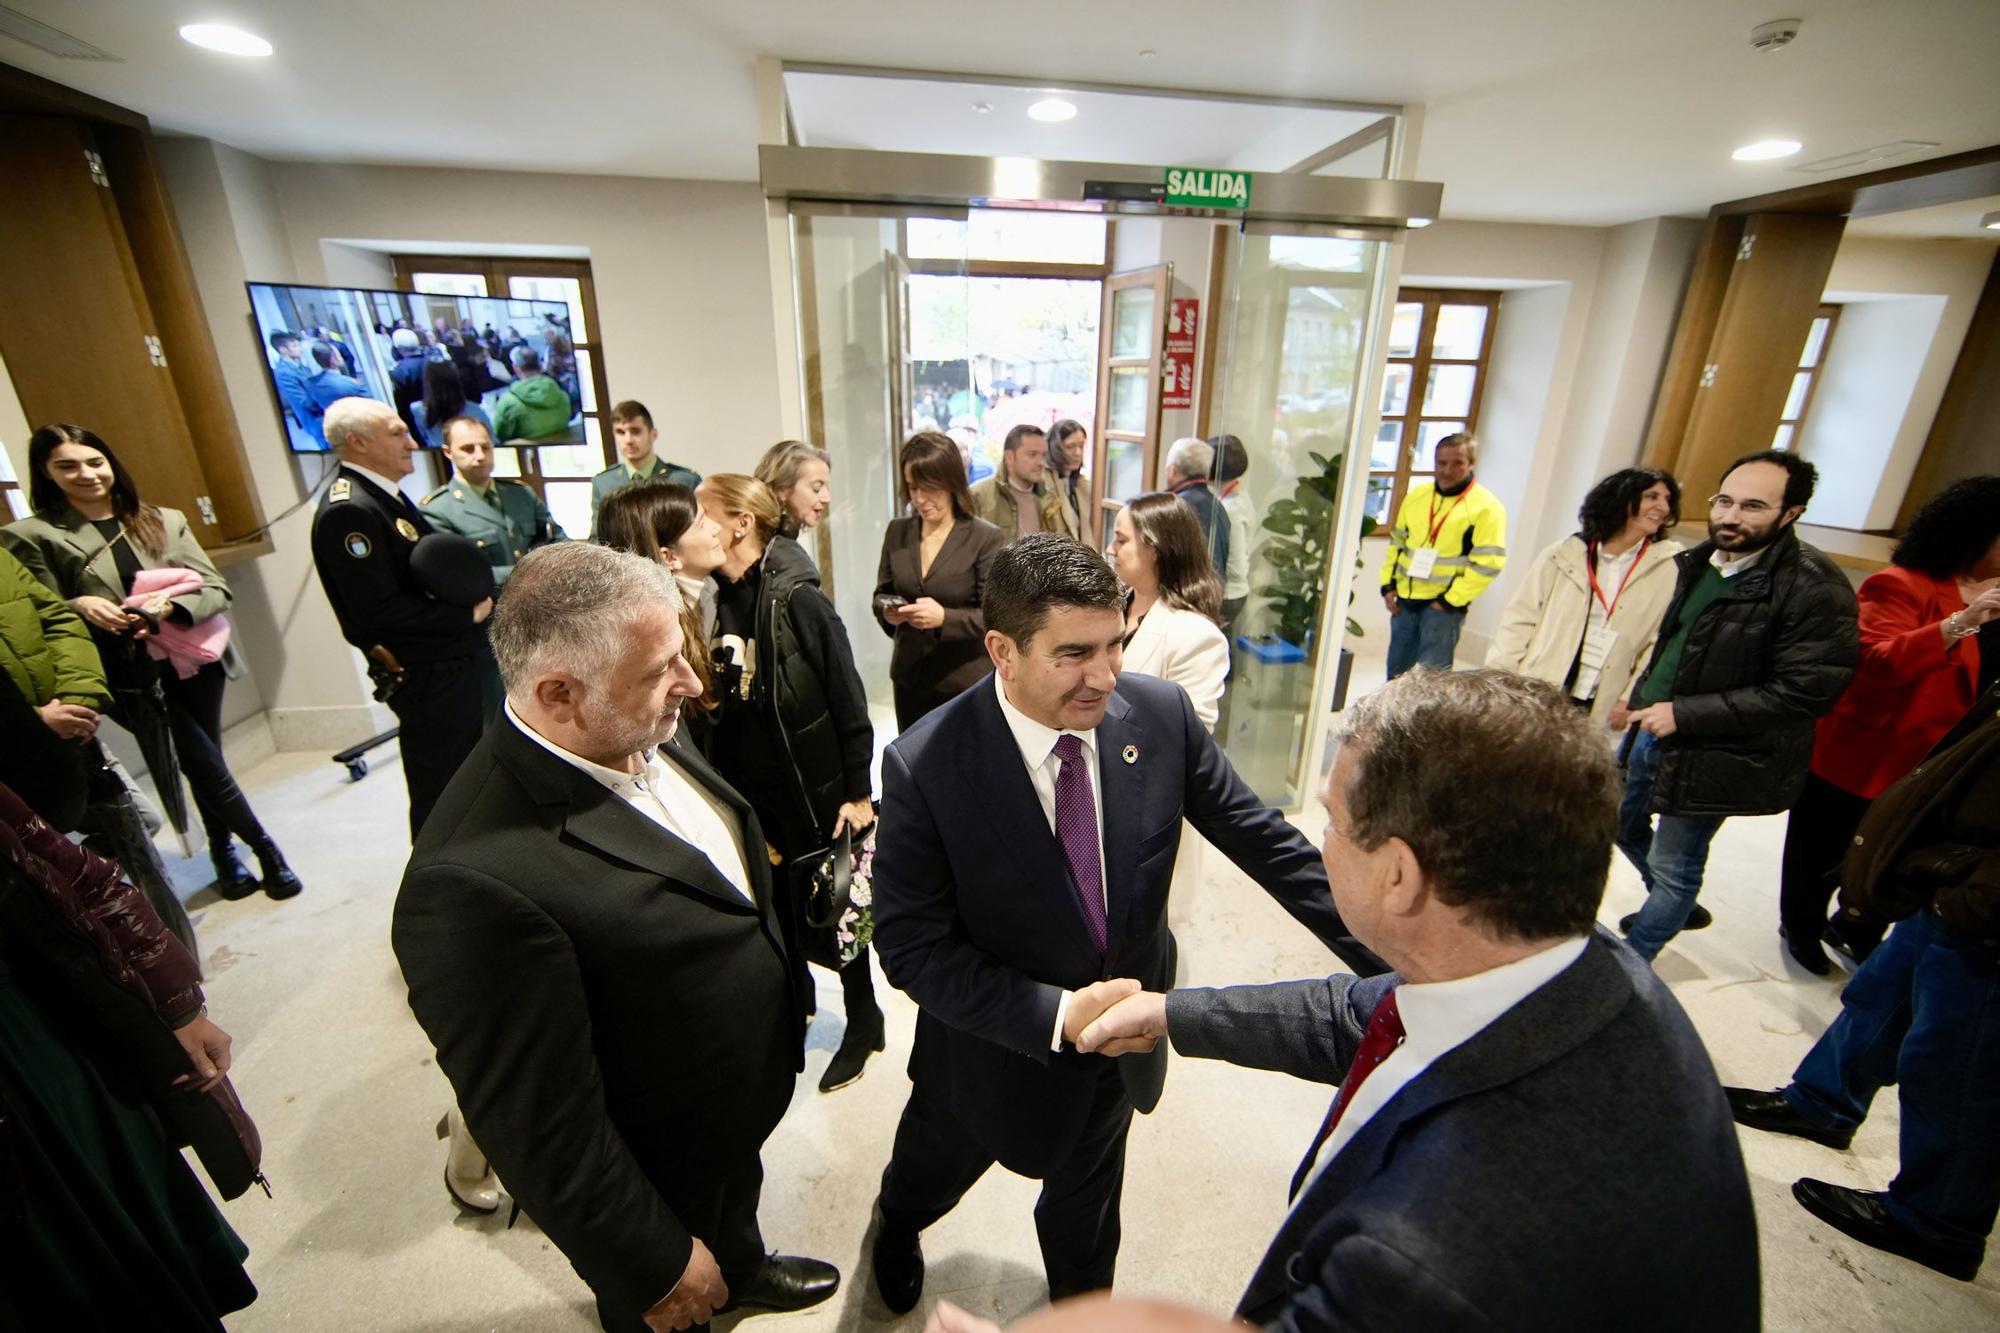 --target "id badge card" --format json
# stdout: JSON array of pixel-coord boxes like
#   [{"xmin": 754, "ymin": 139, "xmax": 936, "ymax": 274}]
[
  {"xmin": 1408, "ymin": 547, "xmax": 1439, "ymax": 581},
  {"xmin": 1572, "ymin": 621, "xmax": 1618, "ymax": 700}
]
